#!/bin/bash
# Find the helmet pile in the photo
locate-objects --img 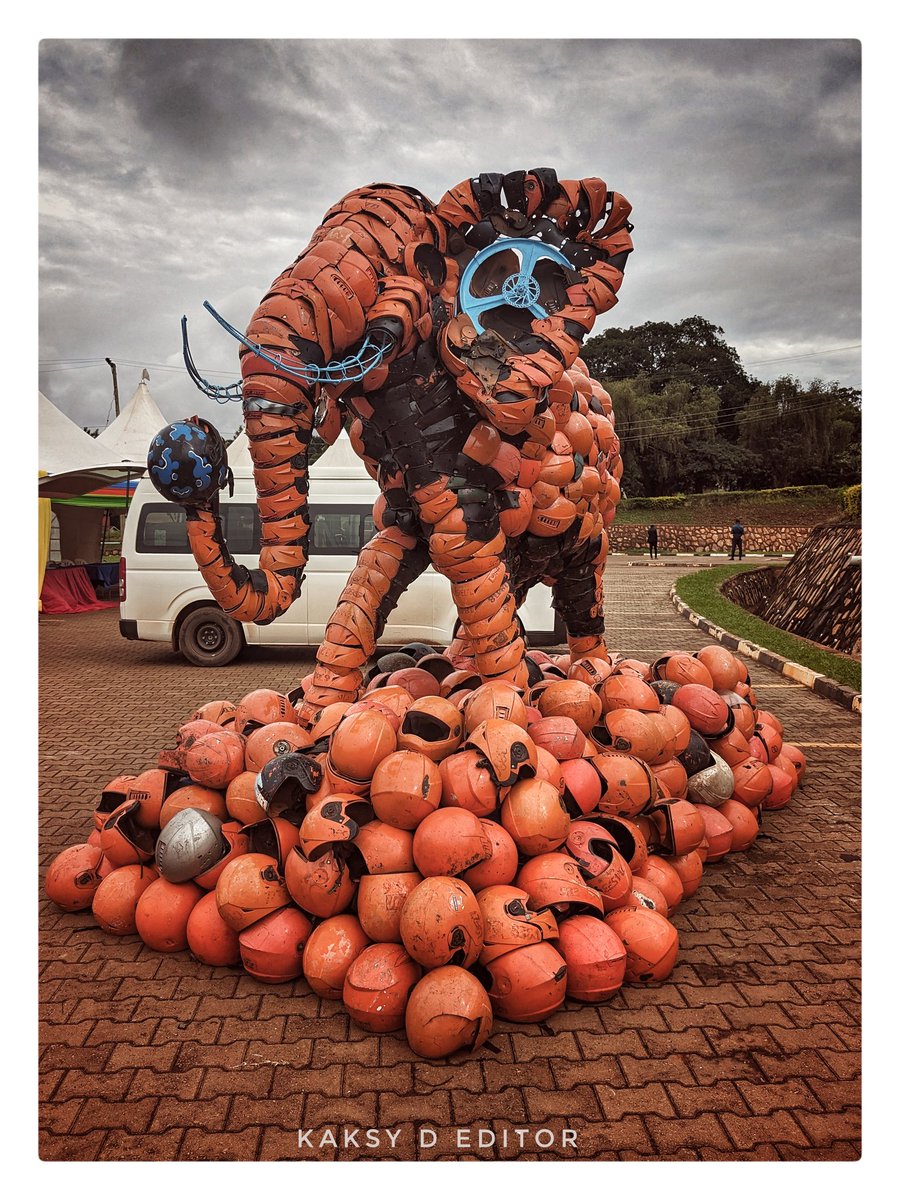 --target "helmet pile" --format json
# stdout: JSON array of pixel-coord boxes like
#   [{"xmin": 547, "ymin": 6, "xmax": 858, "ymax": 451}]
[{"xmin": 45, "ymin": 646, "xmax": 805, "ymax": 1059}]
